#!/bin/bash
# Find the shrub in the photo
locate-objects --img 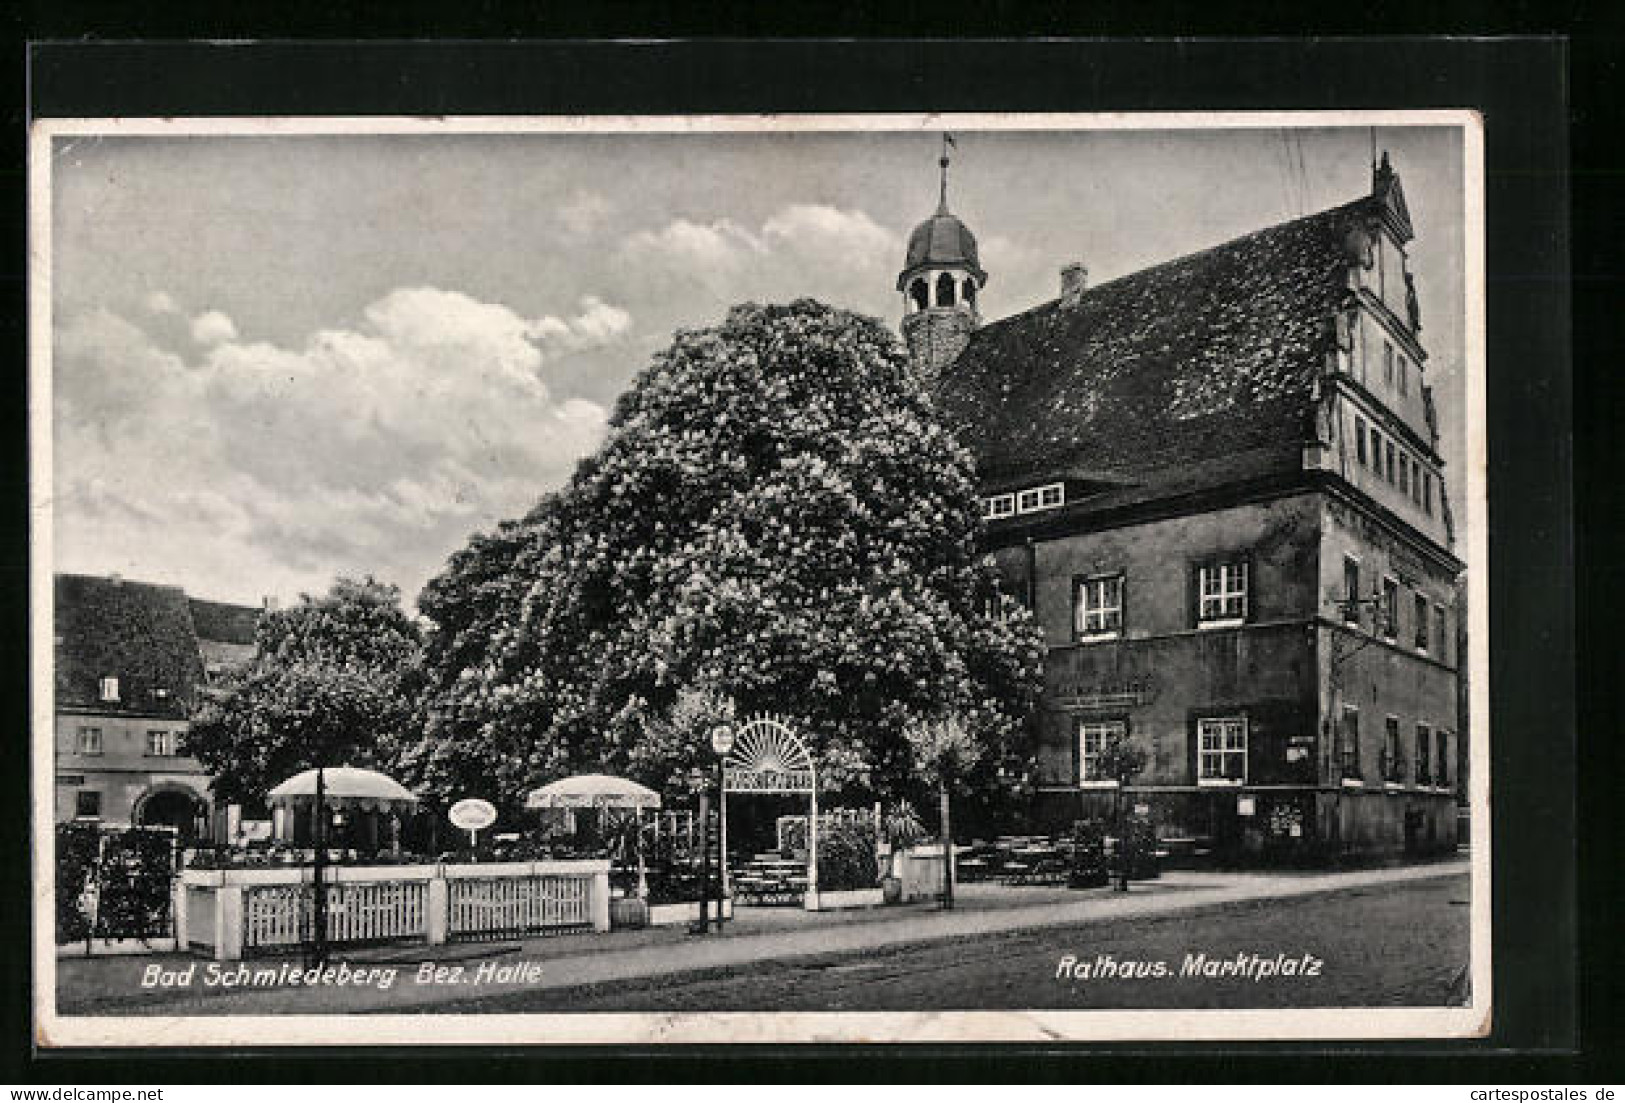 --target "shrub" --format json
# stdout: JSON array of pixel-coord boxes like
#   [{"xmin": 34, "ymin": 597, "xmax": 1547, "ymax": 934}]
[
  {"xmin": 817, "ymin": 820, "xmax": 880, "ymax": 891},
  {"xmin": 56, "ymin": 823, "xmax": 100, "ymax": 944},
  {"xmin": 1067, "ymin": 819, "xmax": 1109, "ymax": 889}
]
